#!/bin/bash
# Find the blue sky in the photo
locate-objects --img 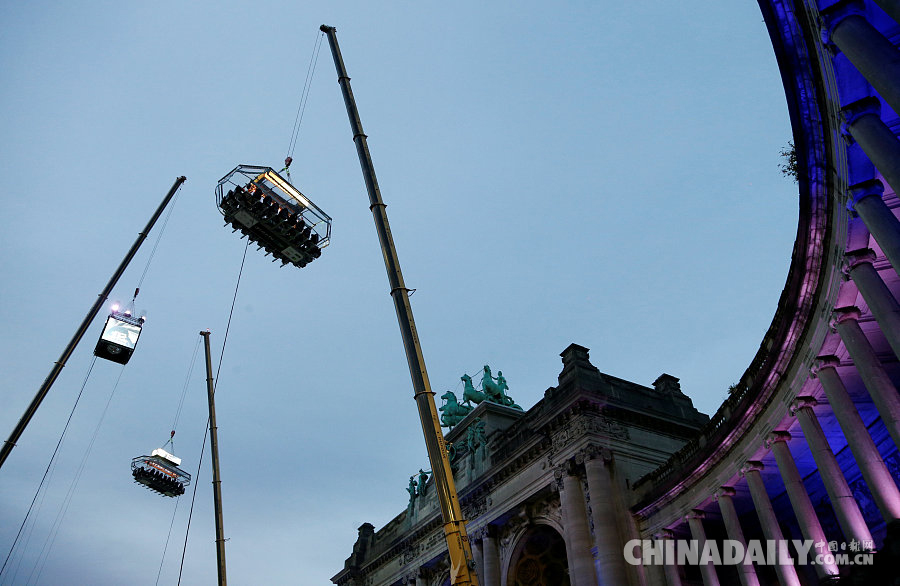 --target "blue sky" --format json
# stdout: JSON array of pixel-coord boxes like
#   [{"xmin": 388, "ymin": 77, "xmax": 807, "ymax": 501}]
[{"xmin": 1, "ymin": 2, "xmax": 795, "ymax": 584}]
